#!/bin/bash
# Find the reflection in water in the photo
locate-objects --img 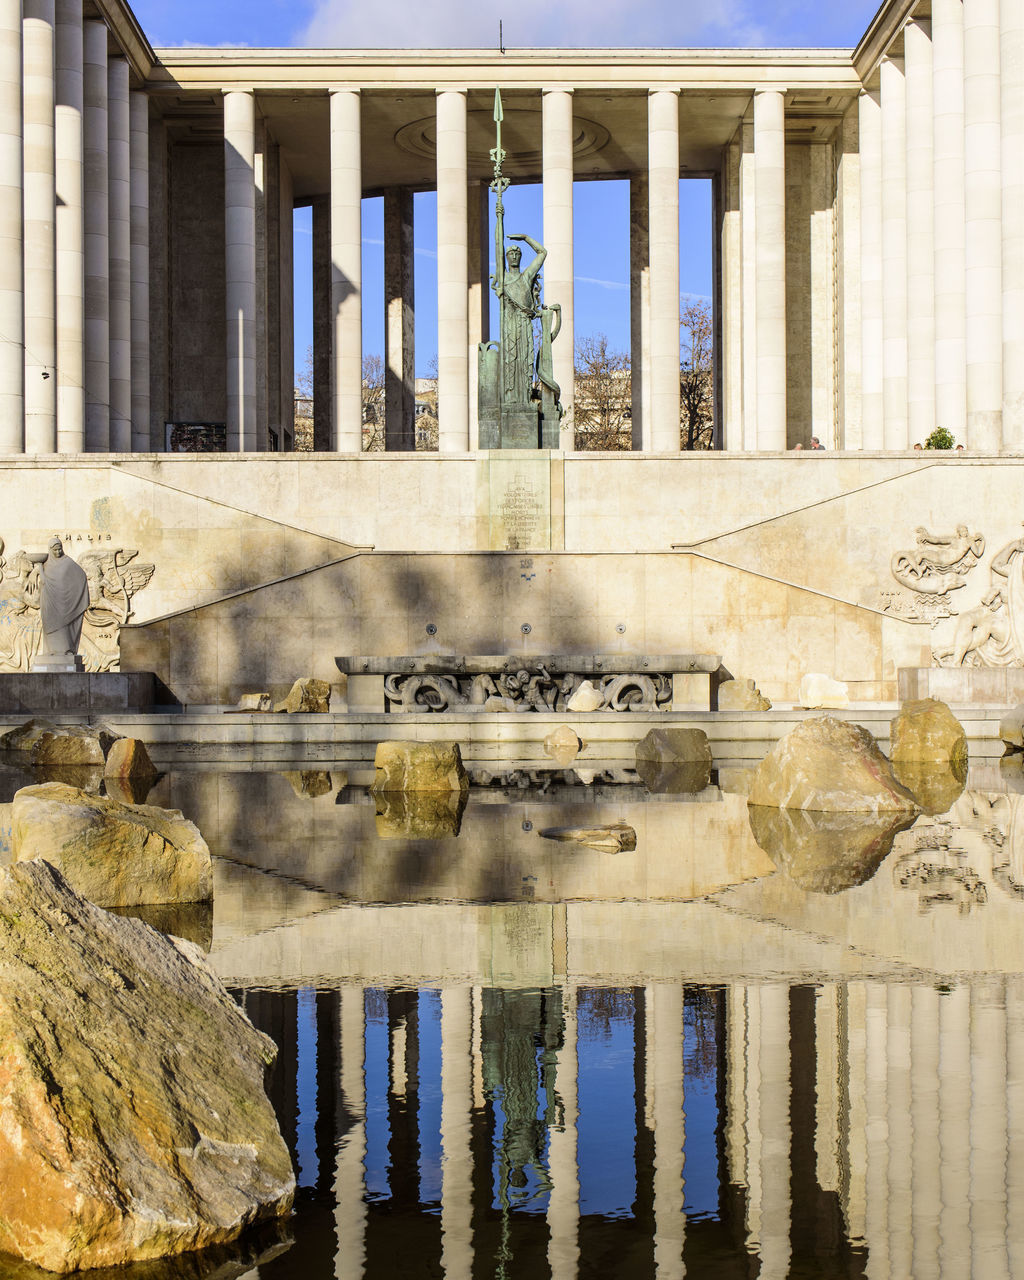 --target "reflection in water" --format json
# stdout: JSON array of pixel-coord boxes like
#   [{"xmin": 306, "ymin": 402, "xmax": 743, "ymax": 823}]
[{"xmin": 6, "ymin": 766, "xmax": 1024, "ymax": 1277}]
